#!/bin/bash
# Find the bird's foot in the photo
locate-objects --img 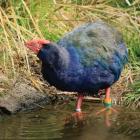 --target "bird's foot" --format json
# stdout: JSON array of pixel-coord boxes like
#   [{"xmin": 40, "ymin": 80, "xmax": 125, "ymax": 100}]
[
  {"xmin": 95, "ymin": 106, "xmax": 118, "ymax": 127},
  {"xmin": 96, "ymin": 107, "xmax": 108, "ymax": 115},
  {"xmin": 65, "ymin": 111, "xmax": 88, "ymax": 123},
  {"xmin": 95, "ymin": 107, "xmax": 118, "ymax": 115},
  {"xmin": 72, "ymin": 111, "xmax": 88, "ymax": 120}
]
